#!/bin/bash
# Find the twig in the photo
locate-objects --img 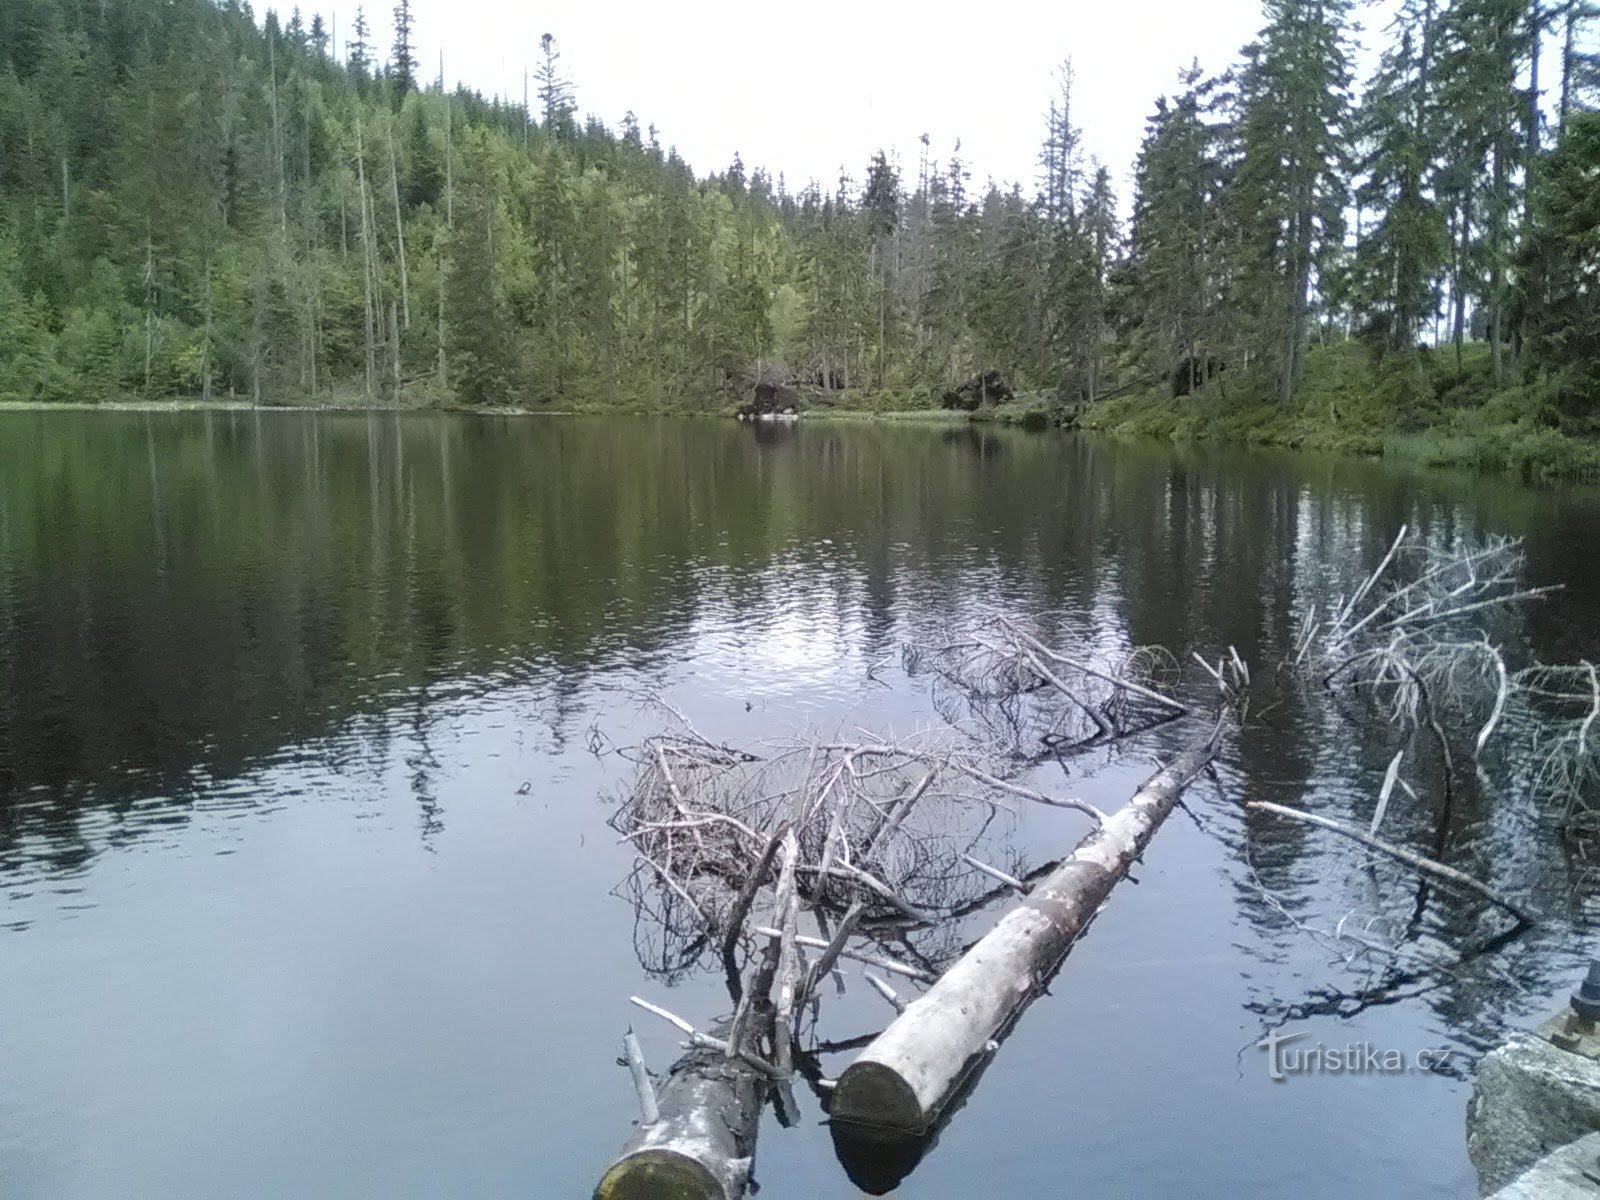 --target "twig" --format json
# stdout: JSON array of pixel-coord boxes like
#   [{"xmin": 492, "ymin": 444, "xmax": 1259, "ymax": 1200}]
[
  {"xmin": 864, "ymin": 971, "xmax": 907, "ymax": 1014},
  {"xmin": 753, "ymin": 926, "xmax": 937, "ymax": 983},
  {"xmin": 998, "ymin": 616, "xmax": 1187, "ymax": 713},
  {"xmin": 801, "ymin": 901, "xmax": 866, "ymax": 1007},
  {"xmin": 1370, "ymin": 750, "xmax": 1404, "ymax": 836},
  {"xmin": 947, "ymin": 760, "xmax": 1105, "ymax": 823},
  {"xmin": 721, "ymin": 819, "xmax": 792, "ymax": 987},
  {"xmin": 960, "ymin": 853, "xmax": 1027, "ymax": 894},
  {"xmin": 622, "ymin": 1027, "xmax": 658, "ymax": 1126},
  {"xmin": 627, "ymin": 996, "xmax": 784, "ymax": 1078}
]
